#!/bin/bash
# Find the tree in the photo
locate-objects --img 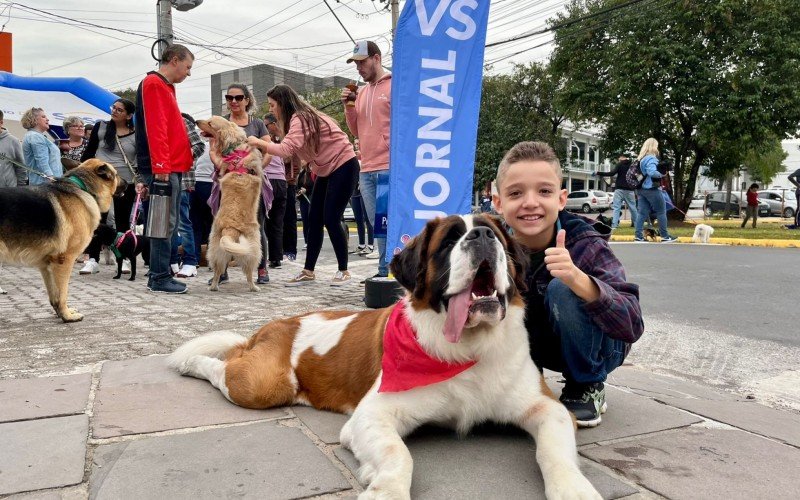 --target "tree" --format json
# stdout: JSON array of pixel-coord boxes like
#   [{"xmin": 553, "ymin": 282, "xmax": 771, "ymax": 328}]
[
  {"xmin": 110, "ymin": 87, "xmax": 136, "ymax": 102},
  {"xmin": 743, "ymin": 136, "xmax": 787, "ymax": 185},
  {"xmin": 550, "ymin": 0, "xmax": 800, "ymax": 216},
  {"xmin": 475, "ymin": 62, "xmax": 569, "ymax": 192}
]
